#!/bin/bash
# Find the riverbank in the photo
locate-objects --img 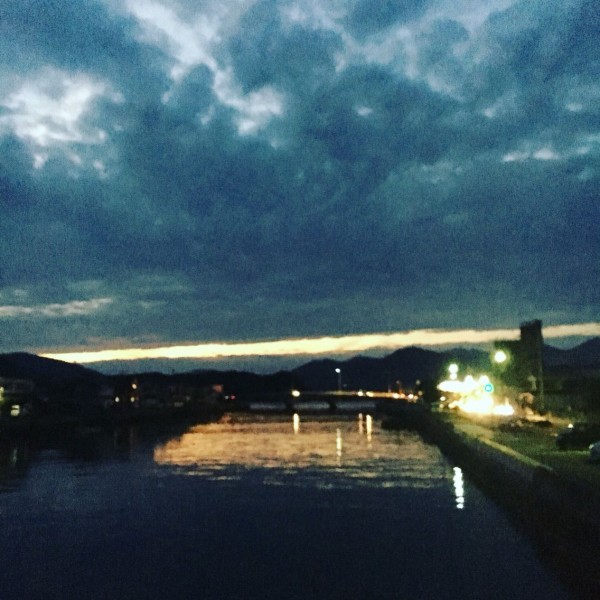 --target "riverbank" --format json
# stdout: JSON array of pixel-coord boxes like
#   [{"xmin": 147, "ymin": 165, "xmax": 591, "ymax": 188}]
[
  {"xmin": 0, "ymin": 404, "xmax": 225, "ymax": 439},
  {"xmin": 381, "ymin": 403, "xmax": 600, "ymax": 600}
]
